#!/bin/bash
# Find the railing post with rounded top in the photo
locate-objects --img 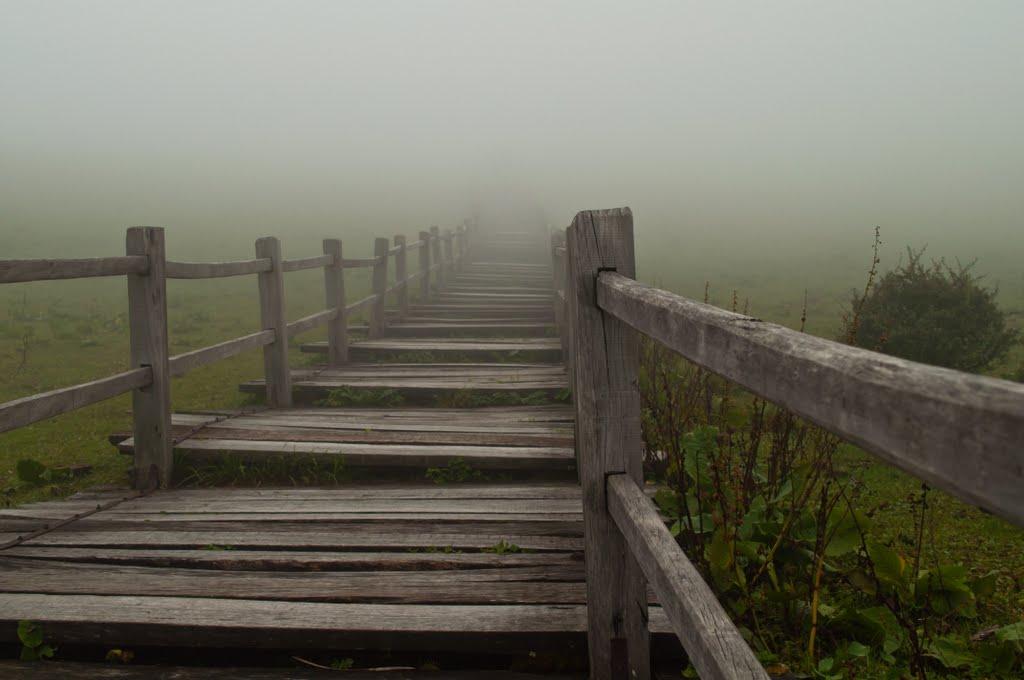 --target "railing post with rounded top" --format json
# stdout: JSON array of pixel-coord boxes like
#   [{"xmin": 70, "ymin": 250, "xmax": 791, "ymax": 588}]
[
  {"xmin": 430, "ymin": 226, "xmax": 443, "ymax": 292},
  {"xmin": 126, "ymin": 226, "xmax": 172, "ymax": 489},
  {"xmin": 418, "ymin": 230, "xmax": 431, "ymax": 301},
  {"xmin": 394, "ymin": 234, "xmax": 409, "ymax": 319}
]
